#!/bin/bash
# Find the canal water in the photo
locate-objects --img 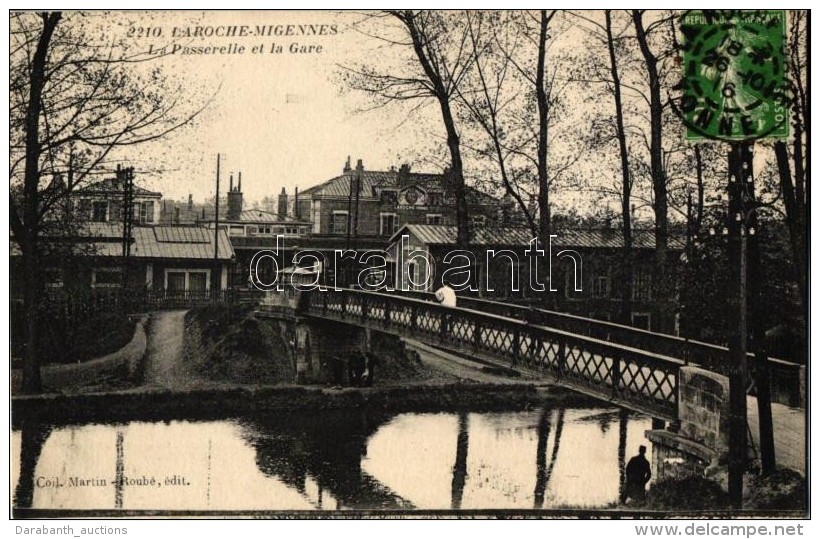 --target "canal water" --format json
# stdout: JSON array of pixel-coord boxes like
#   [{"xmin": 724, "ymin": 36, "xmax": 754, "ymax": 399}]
[{"xmin": 12, "ymin": 406, "xmax": 653, "ymax": 511}]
